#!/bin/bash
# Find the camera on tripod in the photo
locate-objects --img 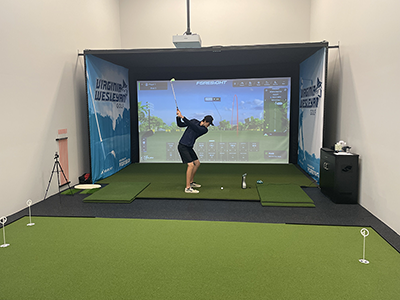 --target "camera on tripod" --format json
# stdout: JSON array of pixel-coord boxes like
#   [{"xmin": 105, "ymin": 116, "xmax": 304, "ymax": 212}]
[{"xmin": 43, "ymin": 152, "xmax": 73, "ymax": 200}]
